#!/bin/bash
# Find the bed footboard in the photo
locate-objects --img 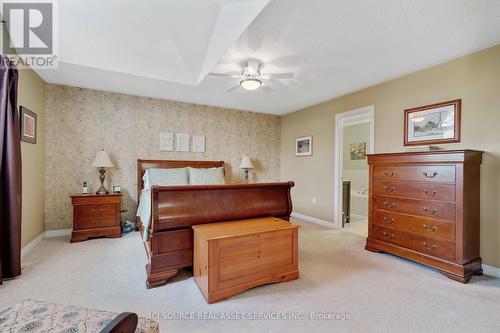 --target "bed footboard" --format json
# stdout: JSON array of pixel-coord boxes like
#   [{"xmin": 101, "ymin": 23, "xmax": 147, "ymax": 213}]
[{"xmin": 145, "ymin": 182, "xmax": 294, "ymax": 288}]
